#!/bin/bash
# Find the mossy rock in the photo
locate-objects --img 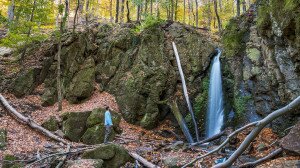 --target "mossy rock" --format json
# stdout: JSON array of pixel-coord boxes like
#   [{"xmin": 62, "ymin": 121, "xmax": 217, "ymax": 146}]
[
  {"xmin": 41, "ymin": 116, "xmax": 60, "ymax": 131},
  {"xmin": 81, "ymin": 124, "xmax": 116, "ymax": 144},
  {"xmin": 82, "ymin": 144, "xmax": 116, "ymax": 160},
  {"xmin": 41, "ymin": 87, "xmax": 57, "ymax": 106},
  {"xmin": 86, "ymin": 108, "xmax": 121, "ymax": 128},
  {"xmin": 2, "ymin": 155, "xmax": 24, "ymax": 168},
  {"xmin": 62, "ymin": 111, "xmax": 91, "ymax": 142},
  {"xmin": 0, "ymin": 129, "xmax": 7, "ymax": 150},
  {"xmin": 11, "ymin": 68, "xmax": 40, "ymax": 97},
  {"xmin": 82, "ymin": 143, "xmax": 132, "ymax": 168},
  {"xmin": 66, "ymin": 58, "xmax": 95, "ymax": 104}
]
